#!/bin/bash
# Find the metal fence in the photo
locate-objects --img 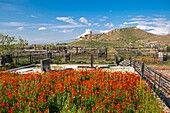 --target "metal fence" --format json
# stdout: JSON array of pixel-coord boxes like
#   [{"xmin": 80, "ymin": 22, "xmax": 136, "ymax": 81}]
[{"xmin": 132, "ymin": 60, "xmax": 170, "ymax": 108}]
